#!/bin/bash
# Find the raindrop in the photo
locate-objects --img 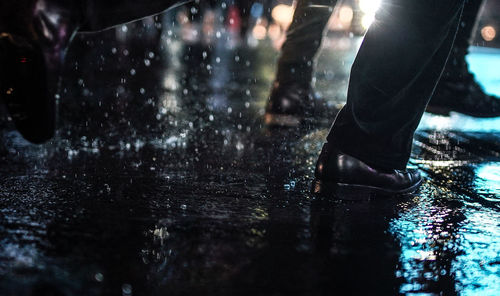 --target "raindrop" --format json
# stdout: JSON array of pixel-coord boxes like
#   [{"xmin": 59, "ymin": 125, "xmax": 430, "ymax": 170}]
[
  {"xmin": 94, "ymin": 273, "xmax": 104, "ymax": 282},
  {"xmin": 122, "ymin": 283, "xmax": 132, "ymax": 296}
]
